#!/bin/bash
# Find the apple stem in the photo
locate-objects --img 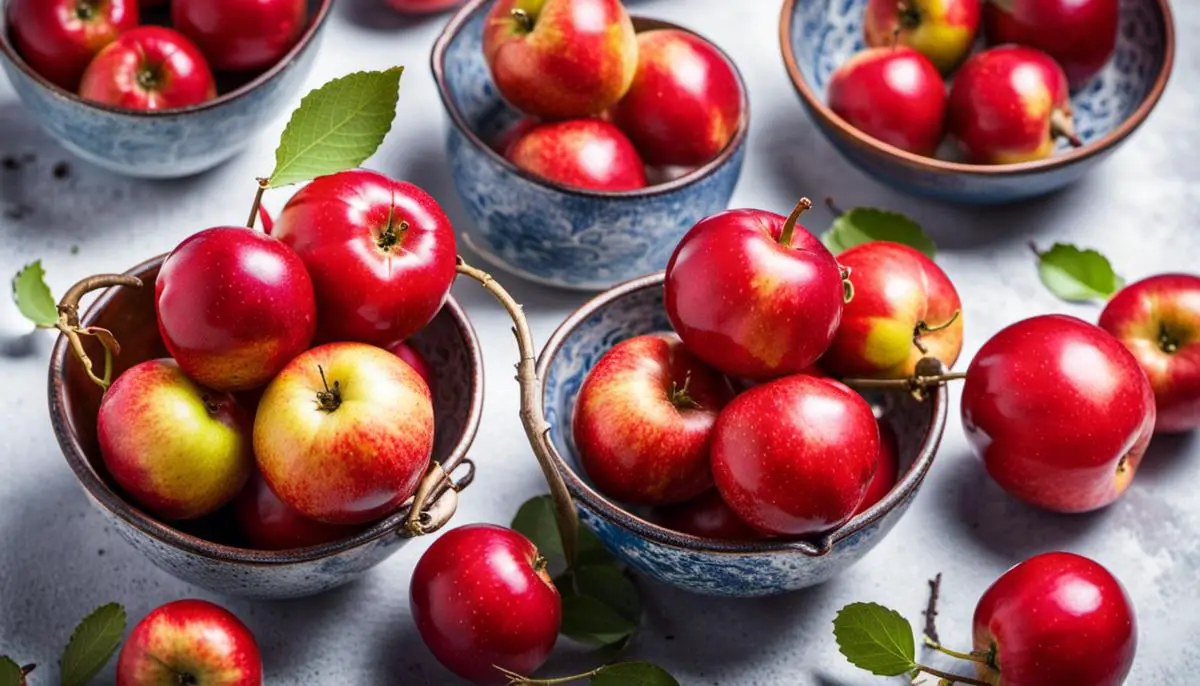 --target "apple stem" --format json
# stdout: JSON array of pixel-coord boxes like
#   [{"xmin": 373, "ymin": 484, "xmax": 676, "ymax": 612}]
[
  {"xmin": 1159, "ymin": 324, "xmax": 1180, "ymax": 354},
  {"xmin": 454, "ymin": 258, "xmax": 581, "ymax": 567},
  {"xmin": 55, "ymin": 273, "xmax": 144, "ymax": 391},
  {"xmin": 246, "ymin": 178, "xmax": 269, "ymax": 230},
  {"xmin": 510, "ymin": 8, "xmax": 535, "ymax": 32},
  {"xmin": 669, "ymin": 372, "xmax": 701, "ymax": 410},
  {"xmin": 778, "ymin": 197, "xmax": 814, "ymax": 247},
  {"xmin": 914, "ymin": 664, "xmax": 991, "ymax": 686},
  {"xmin": 838, "ymin": 370, "xmax": 967, "ymax": 397},
  {"xmin": 840, "ymin": 265, "xmax": 855, "ymax": 304},
  {"xmin": 913, "ymin": 310, "xmax": 961, "ymax": 353},
  {"xmin": 1050, "ymin": 110, "xmax": 1083, "ymax": 148},
  {"xmin": 315, "ymin": 365, "xmax": 343, "ymax": 412}
]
